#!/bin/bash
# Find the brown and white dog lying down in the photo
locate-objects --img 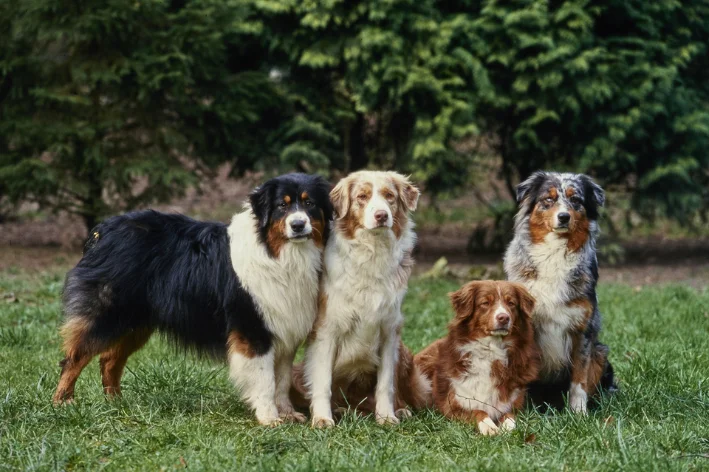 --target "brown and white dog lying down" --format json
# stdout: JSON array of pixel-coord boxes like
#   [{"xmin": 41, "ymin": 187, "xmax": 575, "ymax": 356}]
[
  {"xmin": 415, "ymin": 281, "xmax": 540, "ymax": 435},
  {"xmin": 291, "ymin": 170, "xmax": 429, "ymax": 427}
]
